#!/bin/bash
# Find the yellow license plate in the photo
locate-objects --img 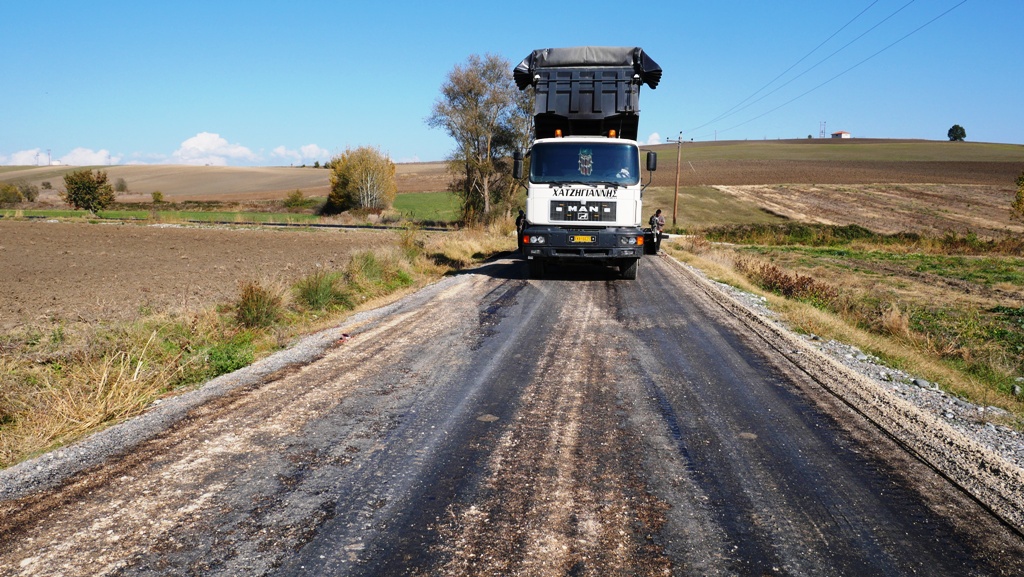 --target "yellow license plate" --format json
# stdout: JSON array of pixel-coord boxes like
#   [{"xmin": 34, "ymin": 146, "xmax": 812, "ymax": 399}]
[{"xmin": 570, "ymin": 235, "xmax": 595, "ymax": 243}]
